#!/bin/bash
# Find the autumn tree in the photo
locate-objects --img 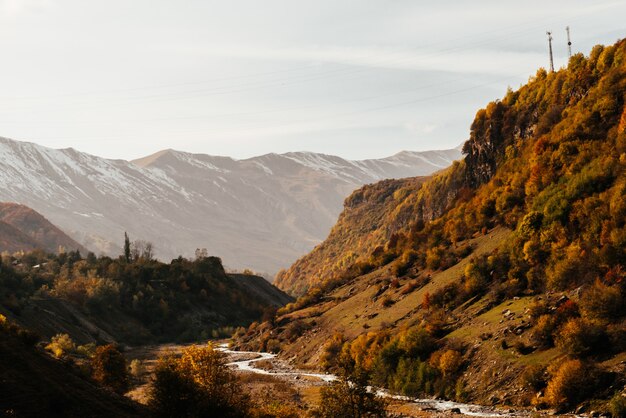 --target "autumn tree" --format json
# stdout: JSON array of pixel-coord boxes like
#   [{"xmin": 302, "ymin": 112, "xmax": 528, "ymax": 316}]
[
  {"xmin": 544, "ymin": 359, "xmax": 598, "ymax": 410},
  {"xmin": 315, "ymin": 373, "xmax": 387, "ymax": 418},
  {"xmin": 45, "ymin": 333, "xmax": 76, "ymax": 358},
  {"xmin": 91, "ymin": 344, "xmax": 129, "ymax": 394},
  {"xmin": 149, "ymin": 344, "xmax": 250, "ymax": 418}
]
